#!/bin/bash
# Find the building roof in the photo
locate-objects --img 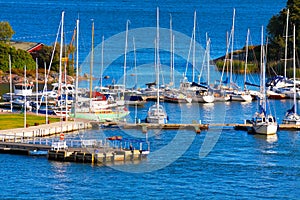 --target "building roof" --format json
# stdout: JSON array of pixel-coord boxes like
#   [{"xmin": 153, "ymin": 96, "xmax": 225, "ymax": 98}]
[{"xmin": 9, "ymin": 41, "xmax": 43, "ymax": 52}]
